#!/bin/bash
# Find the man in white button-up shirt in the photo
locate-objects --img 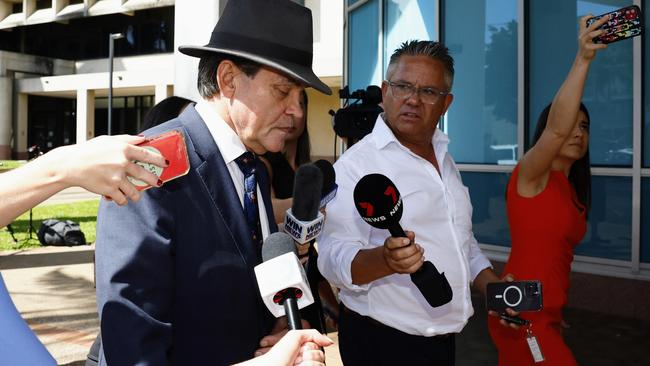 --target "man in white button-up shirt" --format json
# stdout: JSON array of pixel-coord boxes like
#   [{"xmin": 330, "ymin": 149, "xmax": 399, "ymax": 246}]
[{"xmin": 318, "ymin": 40, "xmax": 502, "ymax": 365}]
